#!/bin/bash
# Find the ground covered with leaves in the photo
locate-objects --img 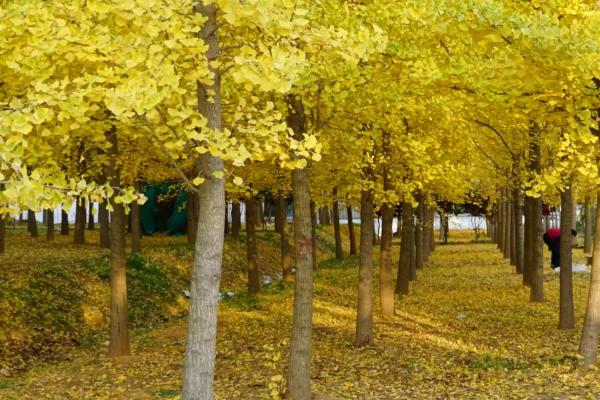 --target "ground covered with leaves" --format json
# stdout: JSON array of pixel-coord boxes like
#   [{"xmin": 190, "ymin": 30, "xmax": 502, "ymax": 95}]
[{"xmin": 2, "ymin": 229, "xmax": 600, "ymax": 399}]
